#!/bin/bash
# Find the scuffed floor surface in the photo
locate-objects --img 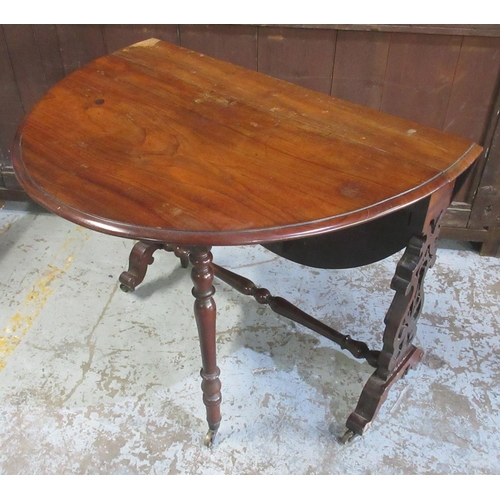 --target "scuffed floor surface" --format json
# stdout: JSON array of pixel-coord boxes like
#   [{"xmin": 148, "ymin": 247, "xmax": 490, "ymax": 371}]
[{"xmin": 0, "ymin": 202, "xmax": 499, "ymax": 474}]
